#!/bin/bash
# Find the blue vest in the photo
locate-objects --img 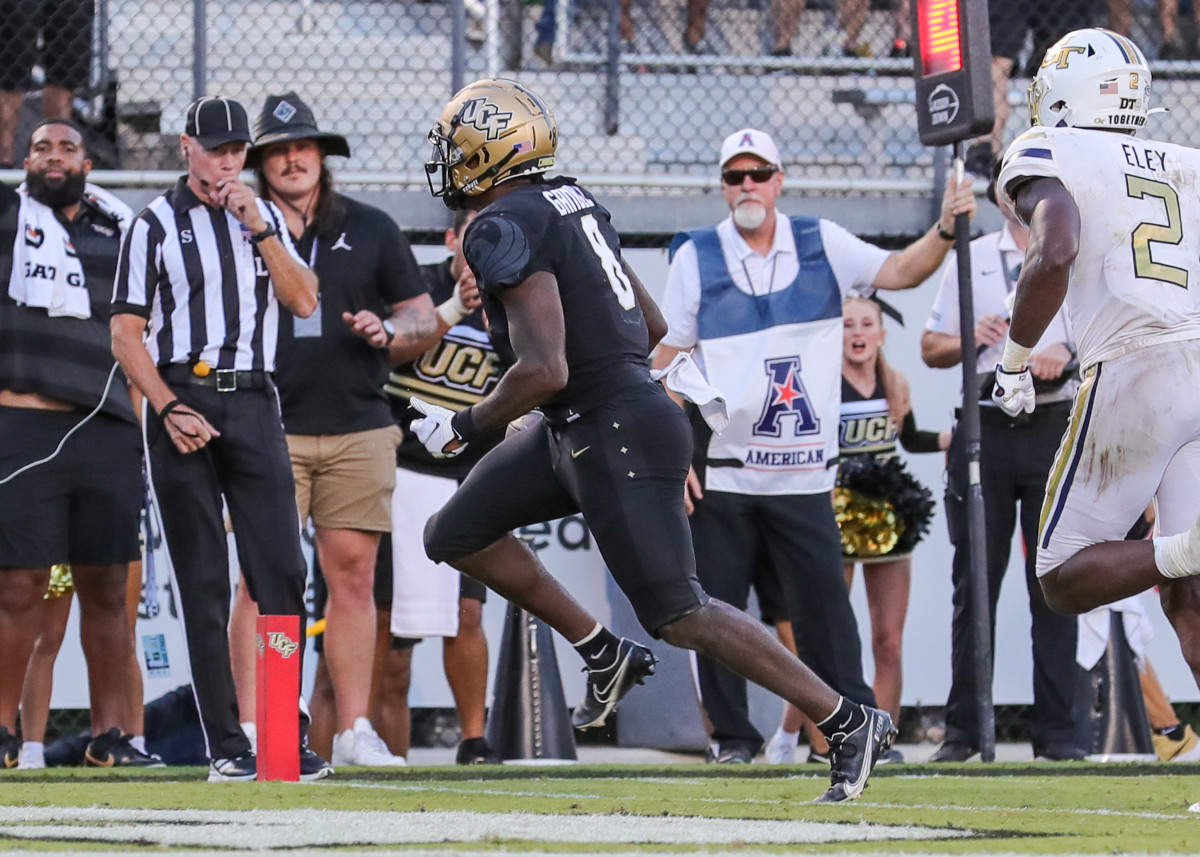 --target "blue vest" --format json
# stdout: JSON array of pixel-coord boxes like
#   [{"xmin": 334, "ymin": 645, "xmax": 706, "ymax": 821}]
[{"xmin": 670, "ymin": 216, "xmax": 841, "ymax": 340}]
